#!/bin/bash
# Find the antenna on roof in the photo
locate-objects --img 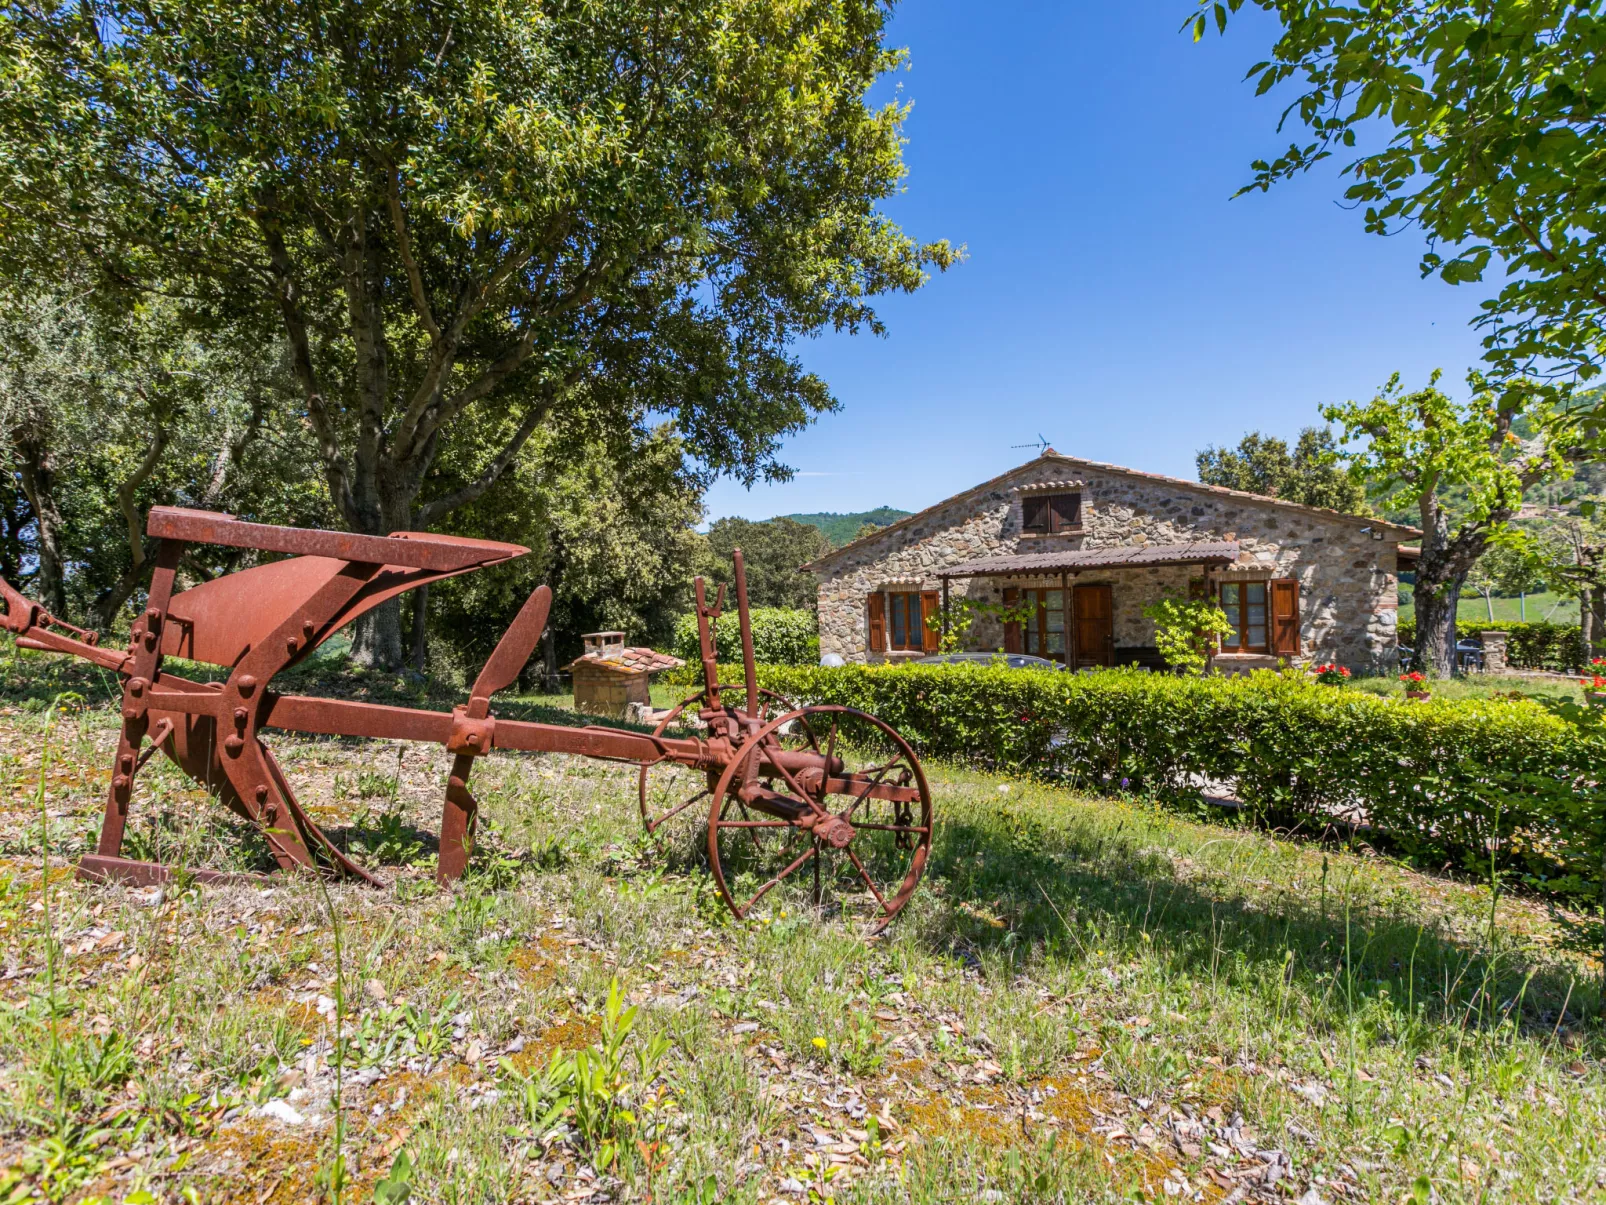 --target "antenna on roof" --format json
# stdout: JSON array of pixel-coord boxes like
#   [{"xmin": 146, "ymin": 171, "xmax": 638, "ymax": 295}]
[{"xmin": 1011, "ymin": 434, "xmax": 1053, "ymax": 454}]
